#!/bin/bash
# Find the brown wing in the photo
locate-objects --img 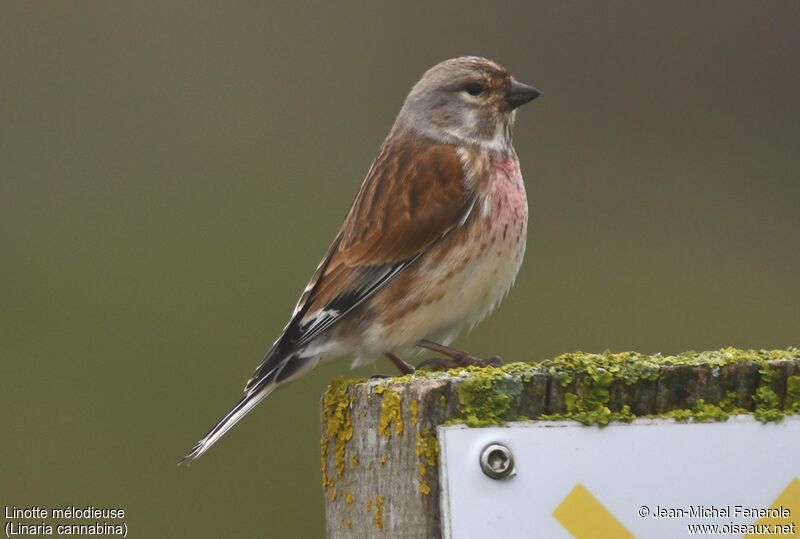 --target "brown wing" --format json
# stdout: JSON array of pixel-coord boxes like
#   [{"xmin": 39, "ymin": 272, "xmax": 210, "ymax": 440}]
[
  {"xmin": 244, "ymin": 137, "xmax": 475, "ymax": 392},
  {"xmin": 303, "ymin": 138, "xmax": 472, "ymax": 313},
  {"xmin": 339, "ymin": 139, "xmax": 470, "ymax": 264}
]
